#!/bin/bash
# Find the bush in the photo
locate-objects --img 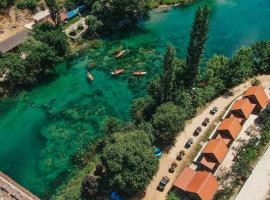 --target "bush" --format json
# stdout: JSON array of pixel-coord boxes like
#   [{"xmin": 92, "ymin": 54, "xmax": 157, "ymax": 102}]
[{"xmin": 17, "ymin": 0, "xmax": 37, "ymax": 10}]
